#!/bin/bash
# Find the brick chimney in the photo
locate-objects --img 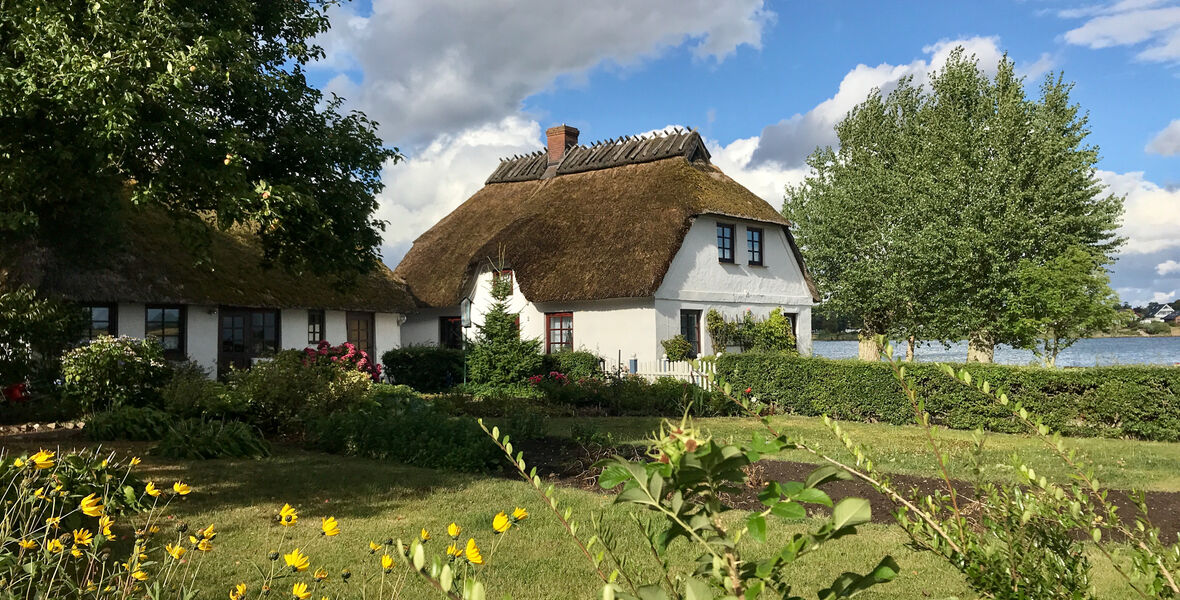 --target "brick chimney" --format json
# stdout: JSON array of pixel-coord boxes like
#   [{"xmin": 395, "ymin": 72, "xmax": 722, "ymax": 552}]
[{"xmin": 546, "ymin": 124, "xmax": 579, "ymax": 165}]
